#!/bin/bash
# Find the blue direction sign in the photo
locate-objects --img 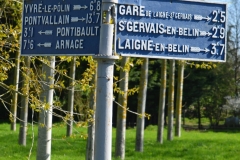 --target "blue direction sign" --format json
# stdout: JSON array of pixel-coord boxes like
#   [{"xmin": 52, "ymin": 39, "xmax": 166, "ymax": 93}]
[
  {"xmin": 21, "ymin": 0, "xmax": 101, "ymax": 56},
  {"xmin": 116, "ymin": 0, "xmax": 227, "ymax": 62}
]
